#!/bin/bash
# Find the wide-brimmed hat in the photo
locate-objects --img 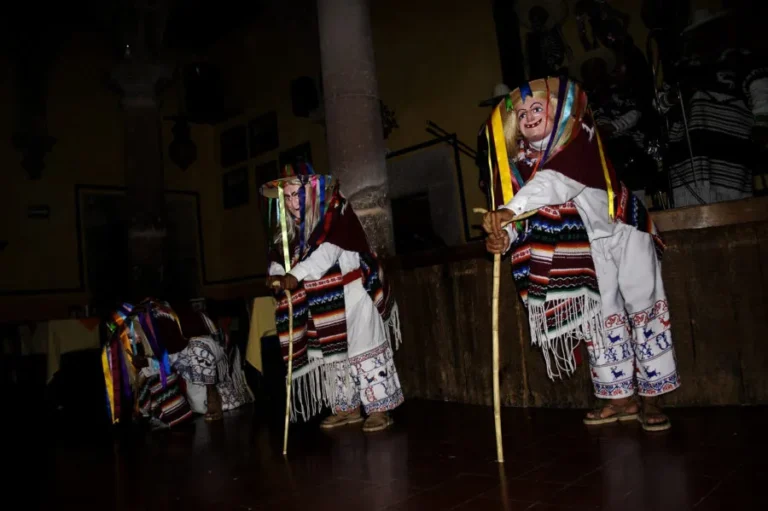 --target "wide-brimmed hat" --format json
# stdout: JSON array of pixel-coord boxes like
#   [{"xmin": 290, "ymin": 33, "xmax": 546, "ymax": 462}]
[
  {"xmin": 681, "ymin": 8, "xmax": 732, "ymax": 35},
  {"xmin": 570, "ymin": 46, "xmax": 617, "ymax": 83},
  {"xmin": 518, "ymin": 0, "xmax": 568, "ymax": 31},
  {"xmin": 479, "ymin": 83, "xmax": 512, "ymax": 107},
  {"xmin": 259, "ymin": 162, "xmax": 337, "ymax": 199}
]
